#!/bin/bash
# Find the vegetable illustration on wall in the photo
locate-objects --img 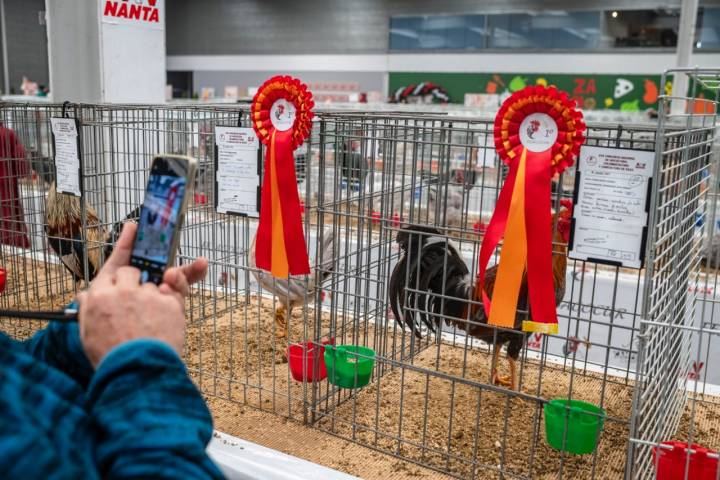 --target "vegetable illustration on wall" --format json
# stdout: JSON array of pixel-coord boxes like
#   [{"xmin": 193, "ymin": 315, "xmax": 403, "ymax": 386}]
[
  {"xmin": 388, "ymin": 72, "xmax": 677, "ymax": 111},
  {"xmin": 643, "ymin": 79, "xmax": 659, "ymax": 104},
  {"xmin": 508, "ymin": 76, "xmax": 527, "ymax": 92}
]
